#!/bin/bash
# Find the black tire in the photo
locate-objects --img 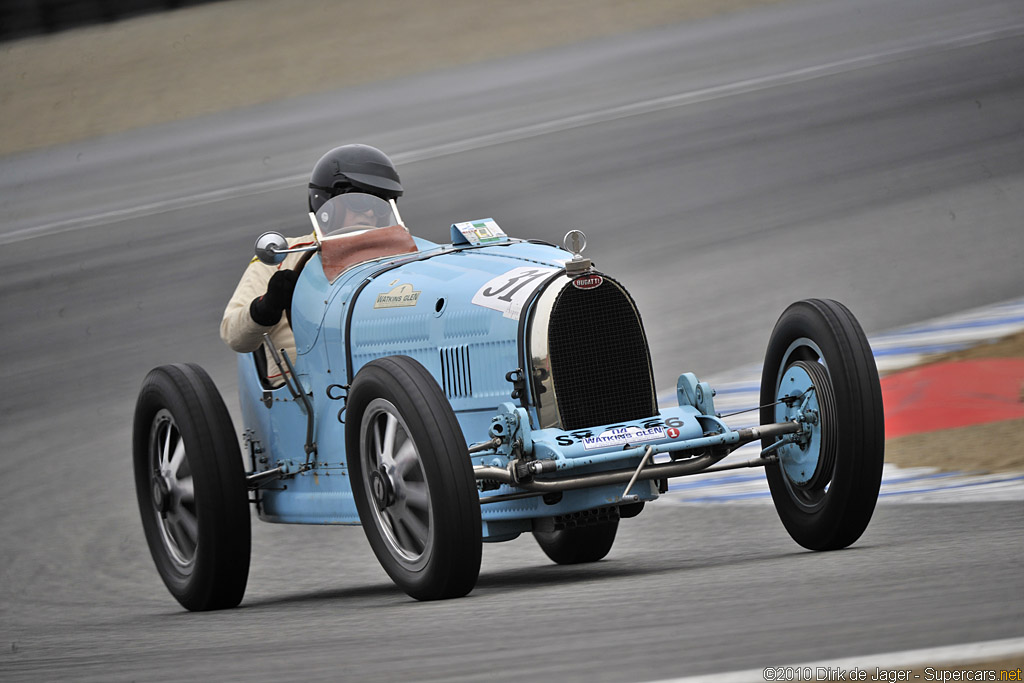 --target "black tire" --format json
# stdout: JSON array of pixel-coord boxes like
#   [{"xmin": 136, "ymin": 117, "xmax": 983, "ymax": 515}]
[
  {"xmin": 760, "ymin": 299, "xmax": 884, "ymax": 551},
  {"xmin": 346, "ymin": 356, "xmax": 482, "ymax": 600},
  {"xmin": 132, "ymin": 363, "xmax": 251, "ymax": 611},
  {"xmin": 534, "ymin": 520, "xmax": 619, "ymax": 565}
]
